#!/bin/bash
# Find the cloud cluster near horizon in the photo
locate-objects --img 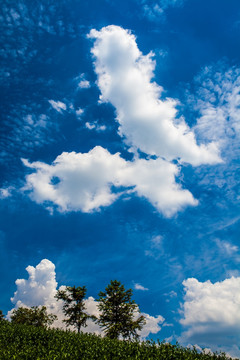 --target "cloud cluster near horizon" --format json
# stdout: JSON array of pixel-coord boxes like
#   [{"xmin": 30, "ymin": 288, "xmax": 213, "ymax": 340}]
[
  {"xmin": 8, "ymin": 259, "xmax": 165, "ymax": 338},
  {"xmin": 8, "ymin": 259, "xmax": 240, "ymax": 356},
  {"xmin": 21, "ymin": 25, "xmax": 223, "ymax": 217},
  {"xmin": 179, "ymin": 276, "xmax": 240, "ymax": 358}
]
